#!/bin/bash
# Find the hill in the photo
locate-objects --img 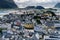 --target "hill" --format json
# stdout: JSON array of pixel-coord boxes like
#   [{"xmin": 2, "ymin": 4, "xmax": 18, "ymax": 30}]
[{"xmin": 0, "ymin": 0, "xmax": 18, "ymax": 9}]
